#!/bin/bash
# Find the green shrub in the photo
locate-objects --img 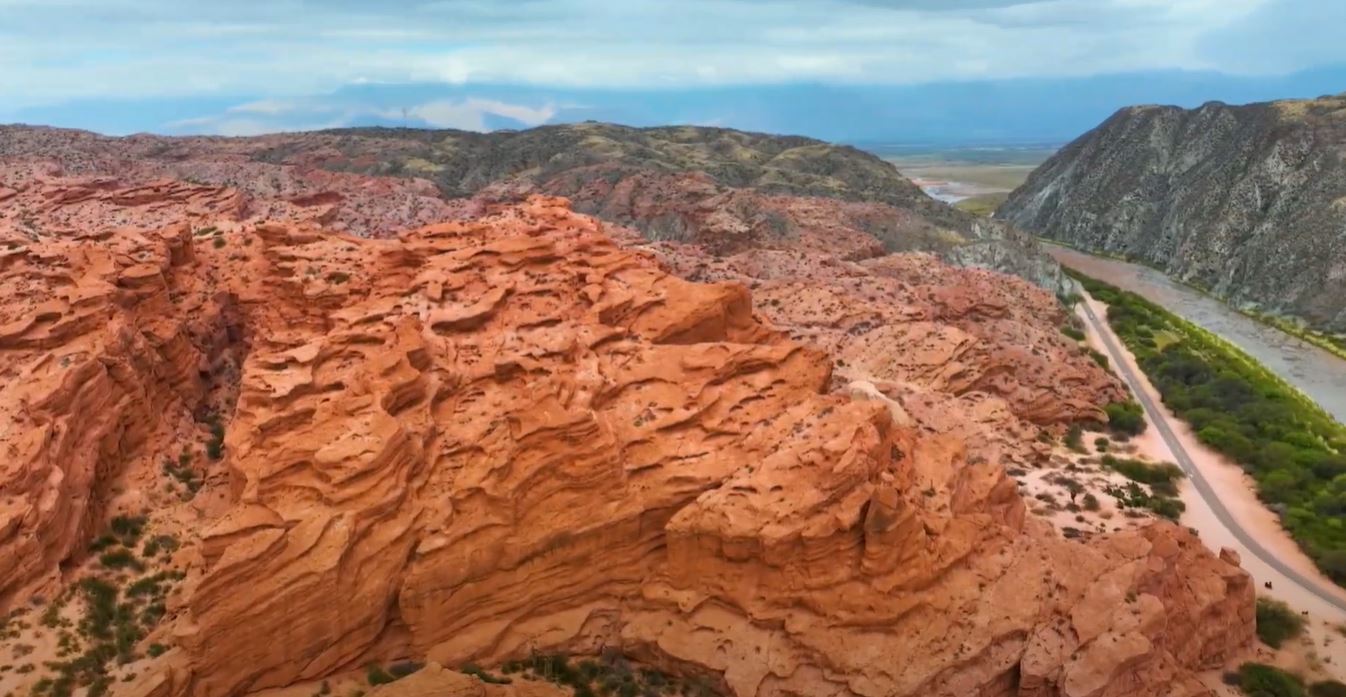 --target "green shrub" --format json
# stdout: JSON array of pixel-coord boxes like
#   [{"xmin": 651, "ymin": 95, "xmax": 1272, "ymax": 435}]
[
  {"xmin": 98, "ymin": 549, "xmax": 142, "ymax": 571},
  {"xmin": 1238, "ymin": 662, "xmax": 1305, "ymax": 697},
  {"xmin": 107, "ymin": 515, "xmax": 147, "ymax": 547},
  {"xmin": 1310, "ymin": 680, "xmax": 1346, "ymax": 697},
  {"xmin": 205, "ymin": 418, "xmax": 226, "ymax": 460},
  {"xmin": 461, "ymin": 663, "xmax": 510, "ymax": 684},
  {"xmin": 1065, "ymin": 424, "xmax": 1085, "ymax": 453},
  {"xmin": 389, "ymin": 661, "xmax": 423, "ymax": 679},
  {"xmin": 89, "ymin": 534, "xmax": 120, "ymax": 552},
  {"xmin": 1094, "ymin": 436, "xmax": 1110, "ymax": 452},
  {"xmin": 1061, "ymin": 325, "xmax": 1085, "ymax": 341},
  {"xmin": 1103, "ymin": 480, "xmax": 1185, "ymax": 520},
  {"xmin": 1256, "ymin": 597, "xmax": 1306, "ymax": 648},
  {"xmin": 1087, "ymin": 348, "xmax": 1110, "ymax": 369},
  {"xmin": 141, "ymin": 534, "xmax": 179, "ymax": 558},
  {"xmin": 366, "ymin": 664, "xmax": 395, "ymax": 686},
  {"xmin": 1104, "ymin": 401, "xmax": 1146, "ymax": 436},
  {"xmin": 147, "ymin": 643, "xmax": 168, "ymax": 658},
  {"xmin": 1102, "ymin": 456, "xmax": 1184, "ymax": 496}
]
